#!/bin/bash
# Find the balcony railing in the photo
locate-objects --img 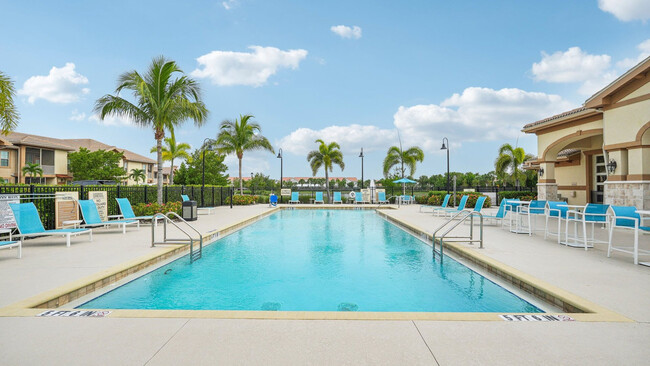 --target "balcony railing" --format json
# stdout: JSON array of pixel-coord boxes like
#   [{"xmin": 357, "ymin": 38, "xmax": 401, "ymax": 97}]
[{"xmin": 42, "ymin": 165, "xmax": 55, "ymax": 175}]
